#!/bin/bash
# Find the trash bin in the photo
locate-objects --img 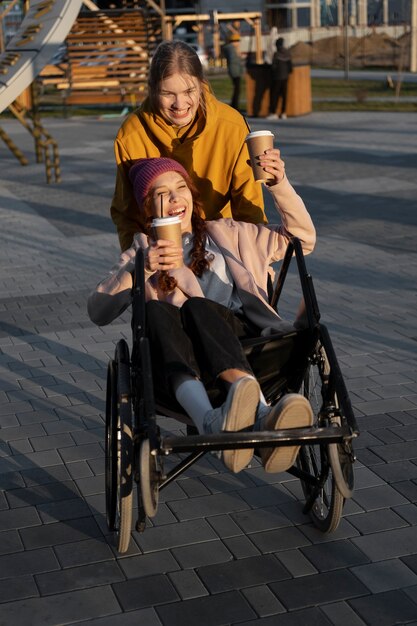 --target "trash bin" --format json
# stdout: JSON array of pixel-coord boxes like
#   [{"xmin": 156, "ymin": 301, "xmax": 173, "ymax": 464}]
[{"xmin": 245, "ymin": 63, "xmax": 312, "ymax": 117}]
